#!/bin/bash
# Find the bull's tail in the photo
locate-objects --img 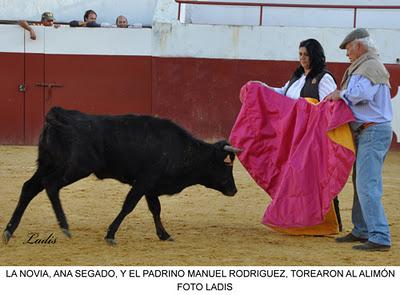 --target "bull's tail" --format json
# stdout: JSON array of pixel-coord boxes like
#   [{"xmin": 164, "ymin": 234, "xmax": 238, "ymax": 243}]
[{"xmin": 38, "ymin": 107, "xmax": 74, "ymax": 168}]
